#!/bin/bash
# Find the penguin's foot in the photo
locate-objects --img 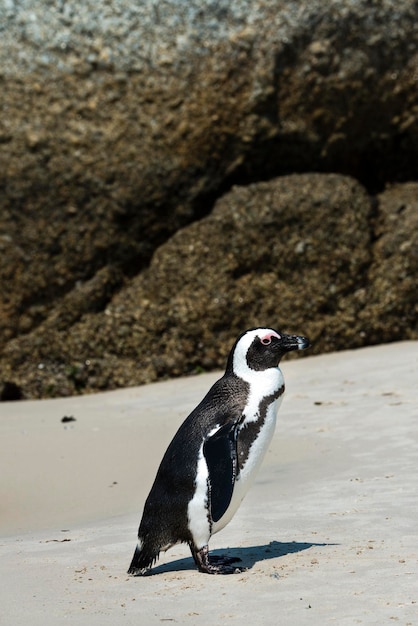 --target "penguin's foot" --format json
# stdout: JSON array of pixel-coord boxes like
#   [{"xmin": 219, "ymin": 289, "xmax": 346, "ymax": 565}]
[{"xmin": 191, "ymin": 544, "xmax": 244, "ymax": 575}]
